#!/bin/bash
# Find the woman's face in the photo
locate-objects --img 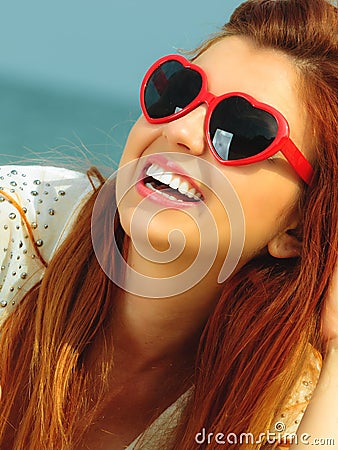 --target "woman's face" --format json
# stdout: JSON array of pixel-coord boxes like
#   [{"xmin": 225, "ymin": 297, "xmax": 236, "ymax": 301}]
[{"xmin": 116, "ymin": 36, "xmax": 312, "ymax": 286}]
